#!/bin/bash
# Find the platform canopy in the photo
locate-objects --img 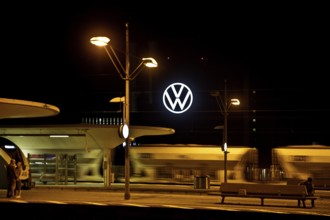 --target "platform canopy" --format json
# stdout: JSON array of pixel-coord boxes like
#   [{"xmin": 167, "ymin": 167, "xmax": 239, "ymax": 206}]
[
  {"xmin": 0, "ymin": 125, "xmax": 175, "ymax": 150},
  {"xmin": 0, "ymin": 98, "xmax": 60, "ymax": 119}
]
